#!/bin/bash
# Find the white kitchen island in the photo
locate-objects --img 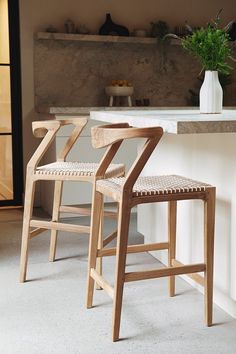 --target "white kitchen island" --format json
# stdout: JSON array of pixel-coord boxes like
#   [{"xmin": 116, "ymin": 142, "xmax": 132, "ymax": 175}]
[{"xmin": 90, "ymin": 108, "xmax": 236, "ymax": 319}]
